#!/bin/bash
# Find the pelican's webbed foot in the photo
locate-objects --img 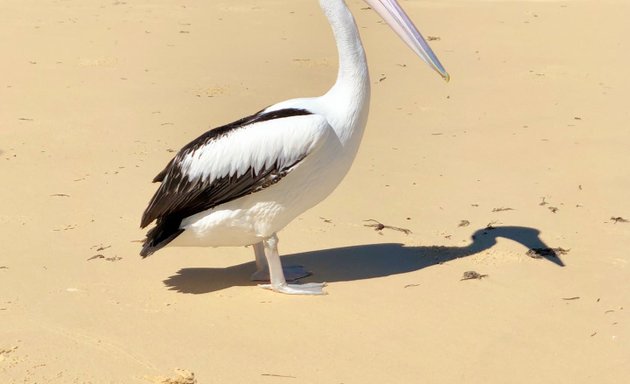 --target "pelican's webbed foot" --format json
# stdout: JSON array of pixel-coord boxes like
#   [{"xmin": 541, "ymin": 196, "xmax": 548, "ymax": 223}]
[{"xmin": 258, "ymin": 282, "xmax": 327, "ymax": 295}]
